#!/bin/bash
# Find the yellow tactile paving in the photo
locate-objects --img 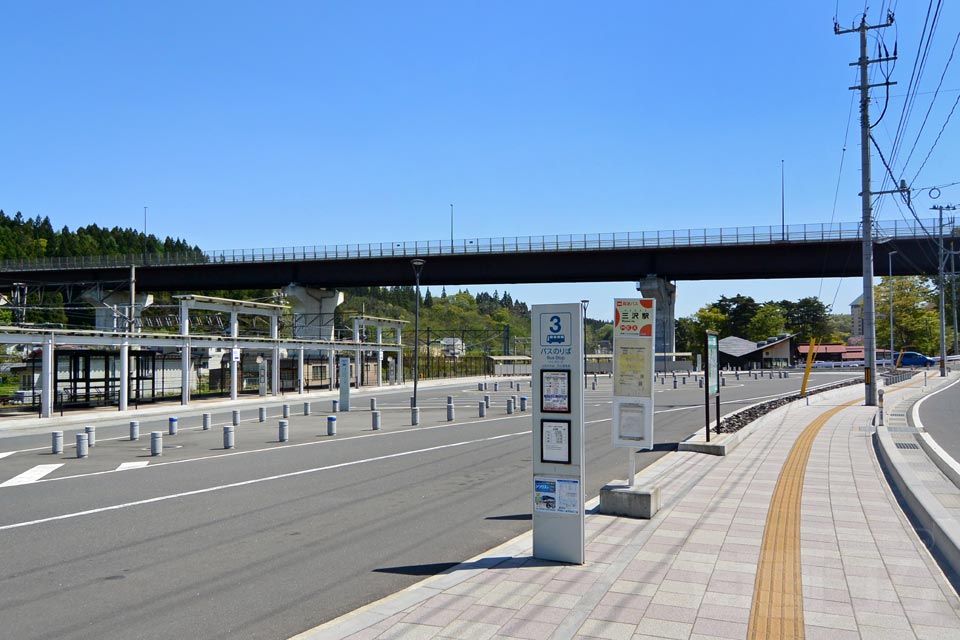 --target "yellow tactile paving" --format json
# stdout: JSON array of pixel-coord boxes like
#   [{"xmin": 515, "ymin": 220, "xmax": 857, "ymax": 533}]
[
  {"xmin": 747, "ymin": 380, "xmax": 923, "ymax": 639},
  {"xmin": 746, "ymin": 400, "xmax": 850, "ymax": 640}
]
